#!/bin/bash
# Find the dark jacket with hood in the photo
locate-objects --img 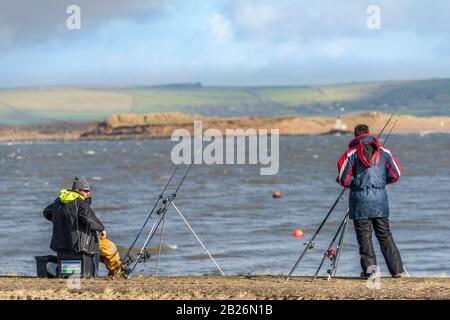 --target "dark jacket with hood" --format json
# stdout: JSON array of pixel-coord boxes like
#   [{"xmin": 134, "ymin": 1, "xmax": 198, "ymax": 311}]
[
  {"xmin": 336, "ymin": 134, "xmax": 402, "ymax": 220},
  {"xmin": 43, "ymin": 190, "xmax": 104, "ymax": 255}
]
